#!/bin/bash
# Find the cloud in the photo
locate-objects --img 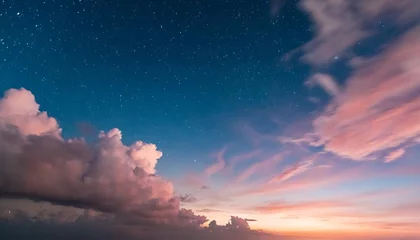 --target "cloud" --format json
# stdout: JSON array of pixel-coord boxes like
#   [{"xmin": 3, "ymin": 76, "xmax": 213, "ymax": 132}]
[
  {"xmin": 249, "ymin": 199, "xmax": 350, "ymax": 214},
  {"xmin": 0, "ymin": 220, "xmax": 276, "ymax": 240},
  {"xmin": 223, "ymin": 149, "xmax": 263, "ymax": 175},
  {"xmin": 180, "ymin": 194, "xmax": 198, "ymax": 203},
  {"xmin": 246, "ymin": 188, "xmax": 410, "ymax": 215},
  {"xmin": 244, "ymin": 218, "xmax": 257, "ymax": 222},
  {"xmin": 313, "ymin": 201, "xmax": 420, "ymax": 224},
  {"xmin": 234, "ymin": 164, "xmax": 368, "ymax": 197},
  {"xmin": 368, "ymin": 221, "xmax": 420, "ymax": 231},
  {"xmin": 0, "ymin": 88, "xmax": 61, "ymax": 137},
  {"xmin": 305, "ymin": 73, "xmax": 341, "ymax": 97},
  {"xmin": 296, "ymin": 0, "xmax": 420, "ymax": 65},
  {"xmin": 0, "ymin": 88, "xmax": 206, "ymax": 226},
  {"xmin": 0, "ymin": 88, "xmax": 276, "ymax": 240},
  {"xmin": 204, "ymin": 147, "xmax": 227, "ymax": 177},
  {"xmin": 234, "ymin": 152, "xmax": 287, "ymax": 184},
  {"xmin": 0, "ymin": 205, "xmax": 269, "ymax": 240},
  {"xmin": 300, "ymin": 27, "xmax": 420, "ymax": 160},
  {"xmin": 307, "ymin": 97, "xmax": 321, "ymax": 104},
  {"xmin": 384, "ymin": 149, "xmax": 406, "ymax": 163},
  {"xmin": 228, "ymin": 216, "xmax": 251, "ymax": 230},
  {"xmin": 74, "ymin": 209, "xmax": 115, "ymax": 224},
  {"xmin": 268, "ymin": 155, "xmax": 317, "ymax": 184},
  {"xmin": 208, "ymin": 216, "xmax": 254, "ymax": 231},
  {"xmin": 196, "ymin": 209, "xmax": 224, "ymax": 213}
]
